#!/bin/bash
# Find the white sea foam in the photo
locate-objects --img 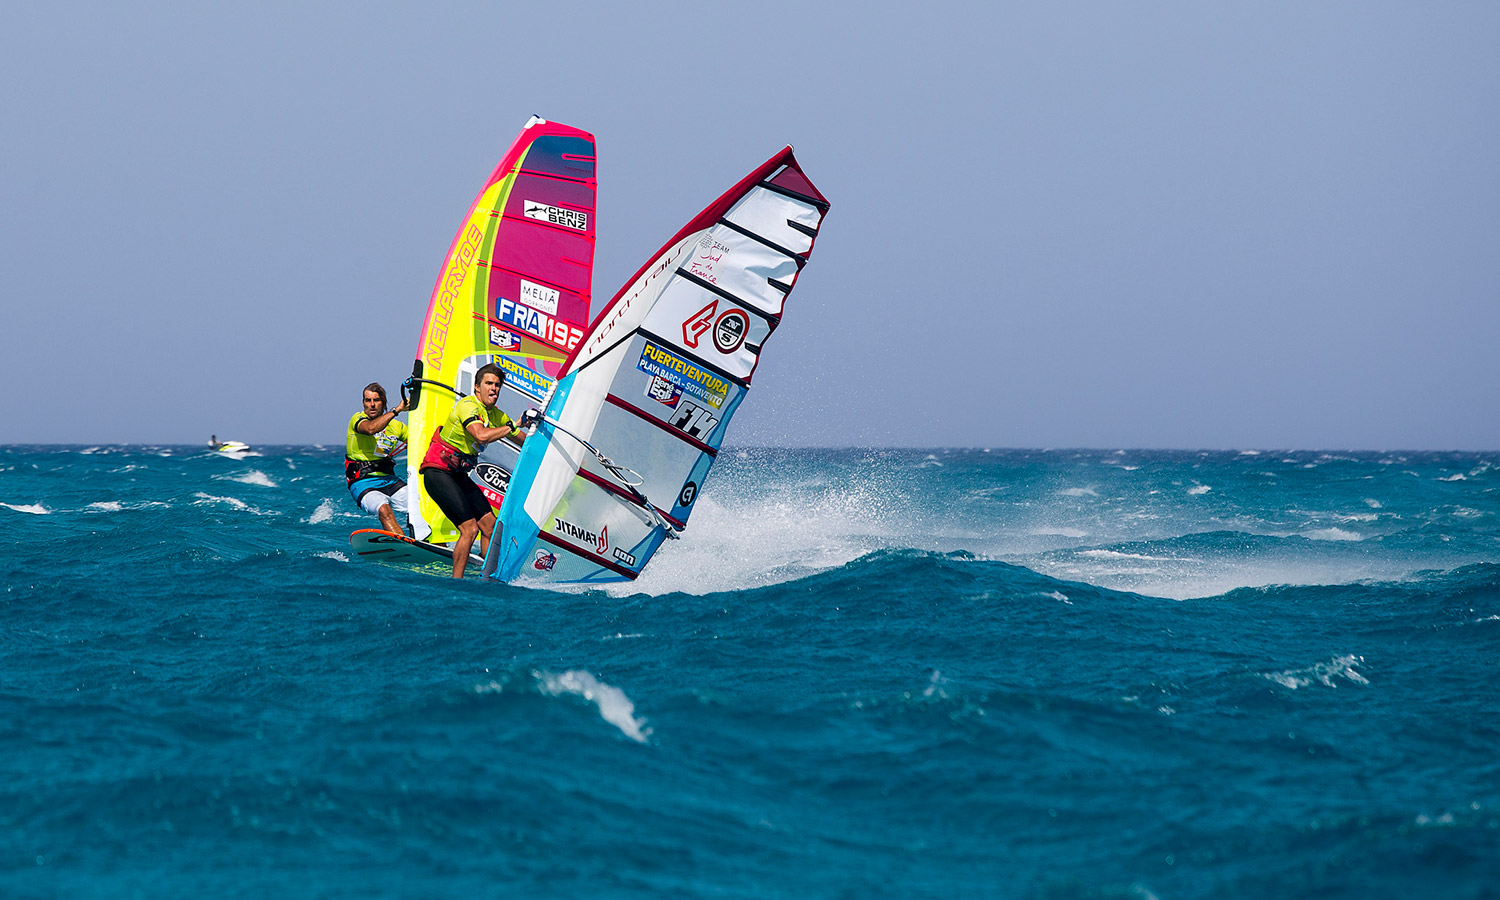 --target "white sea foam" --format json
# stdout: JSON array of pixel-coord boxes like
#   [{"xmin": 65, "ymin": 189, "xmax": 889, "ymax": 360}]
[
  {"xmin": 316, "ymin": 551, "xmax": 348, "ymax": 562},
  {"xmin": 1, "ymin": 502, "xmax": 49, "ymax": 515},
  {"xmin": 1439, "ymin": 474, "xmax": 1466, "ymax": 482},
  {"xmin": 1187, "ymin": 484, "xmax": 1211, "ymax": 496},
  {"xmin": 536, "ymin": 670, "xmax": 650, "ymax": 743},
  {"xmin": 1364, "ymin": 498, "xmax": 1383, "ymax": 509},
  {"xmin": 1264, "ymin": 654, "xmax": 1369, "ymax": 689},
  {"xmin": 1058, "ymin": 487, "xmax": 1098, "ymax": 498},
  {"xmin": 195, "ymin": 492, "xmax": 248, "ymax": 510},
  {"xmin": 88, "ymin": 501, "xmax": 124, "ymax": 512},
  {"xmin": 613, "ymin": 478, "xmax": 895, "ymax": 596},
  {"xmin": 192, "ymin": 492, "xmax": 272, "ymax": 516},
  {"xmin": 306, "ymin": 499, "xmax": 338, "ymax": 524},
  {"xmin": 220, "ymin": 470, "xmax": 277, "ymax": 488}
]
